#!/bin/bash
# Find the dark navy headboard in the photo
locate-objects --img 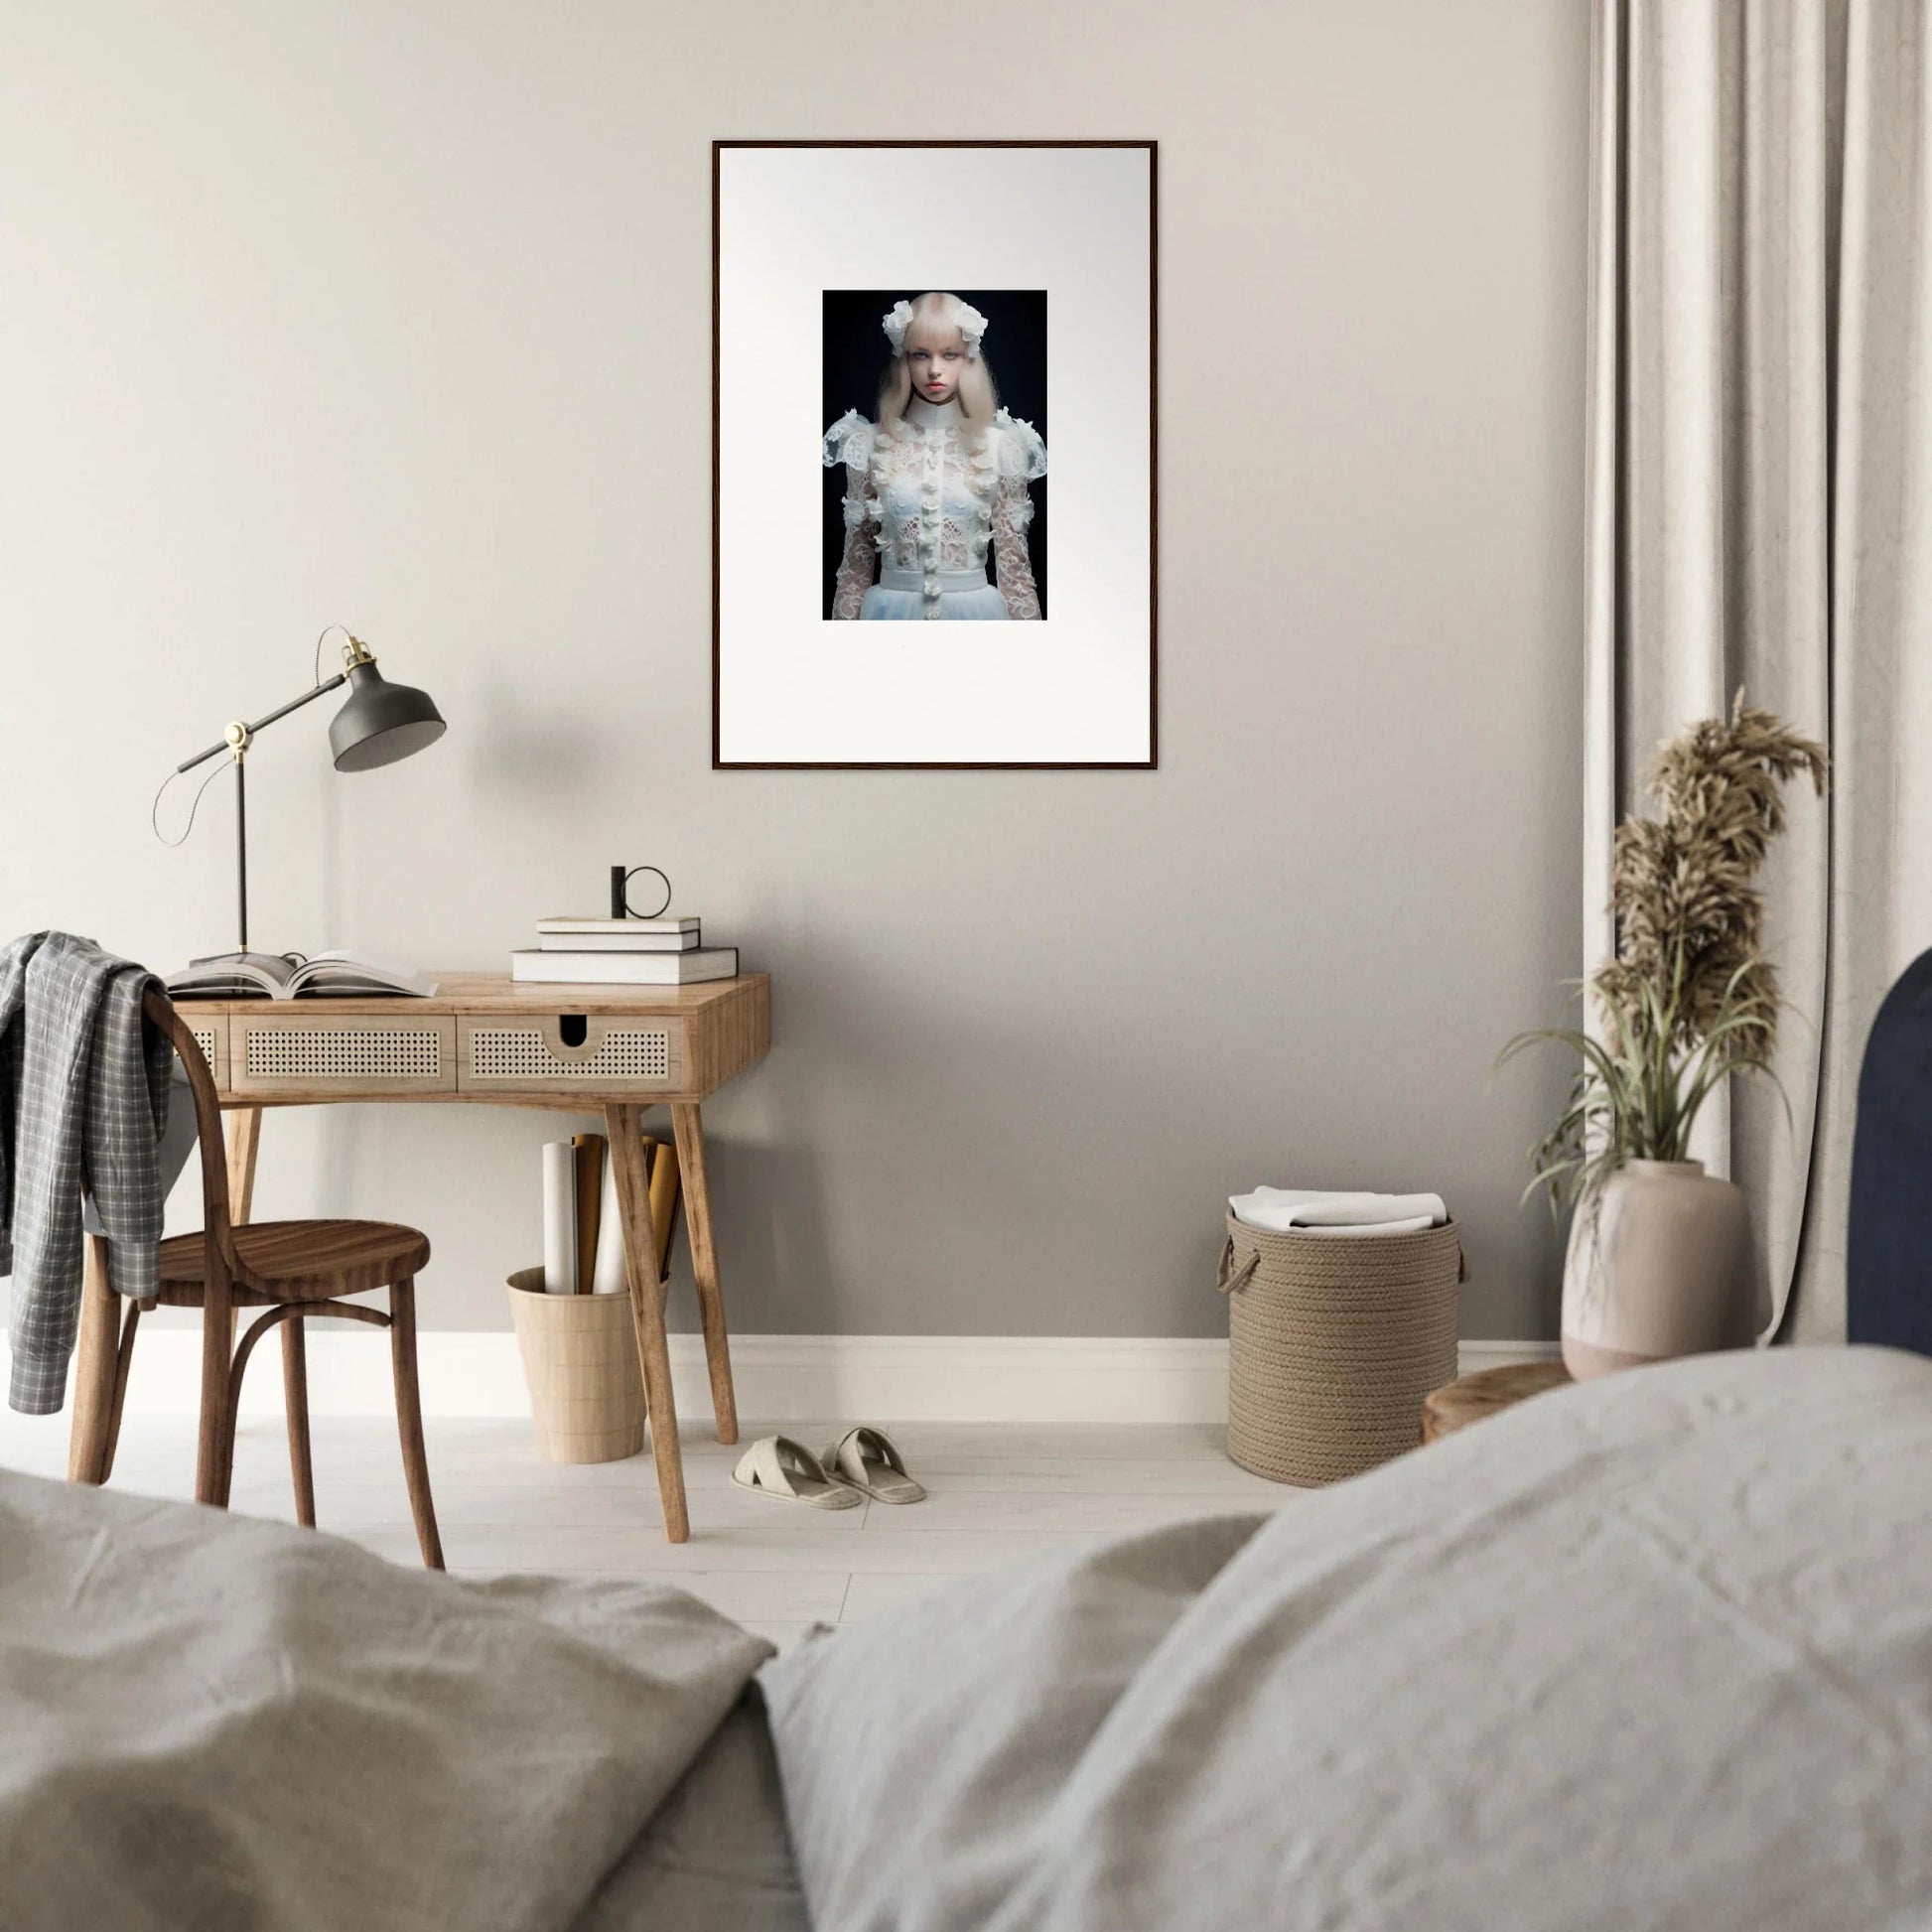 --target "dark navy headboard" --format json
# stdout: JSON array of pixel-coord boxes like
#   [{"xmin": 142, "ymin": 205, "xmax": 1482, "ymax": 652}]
[{"xmin": 1848, "ymin": 948, "xmax": 1932, "ymax": 1354}]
